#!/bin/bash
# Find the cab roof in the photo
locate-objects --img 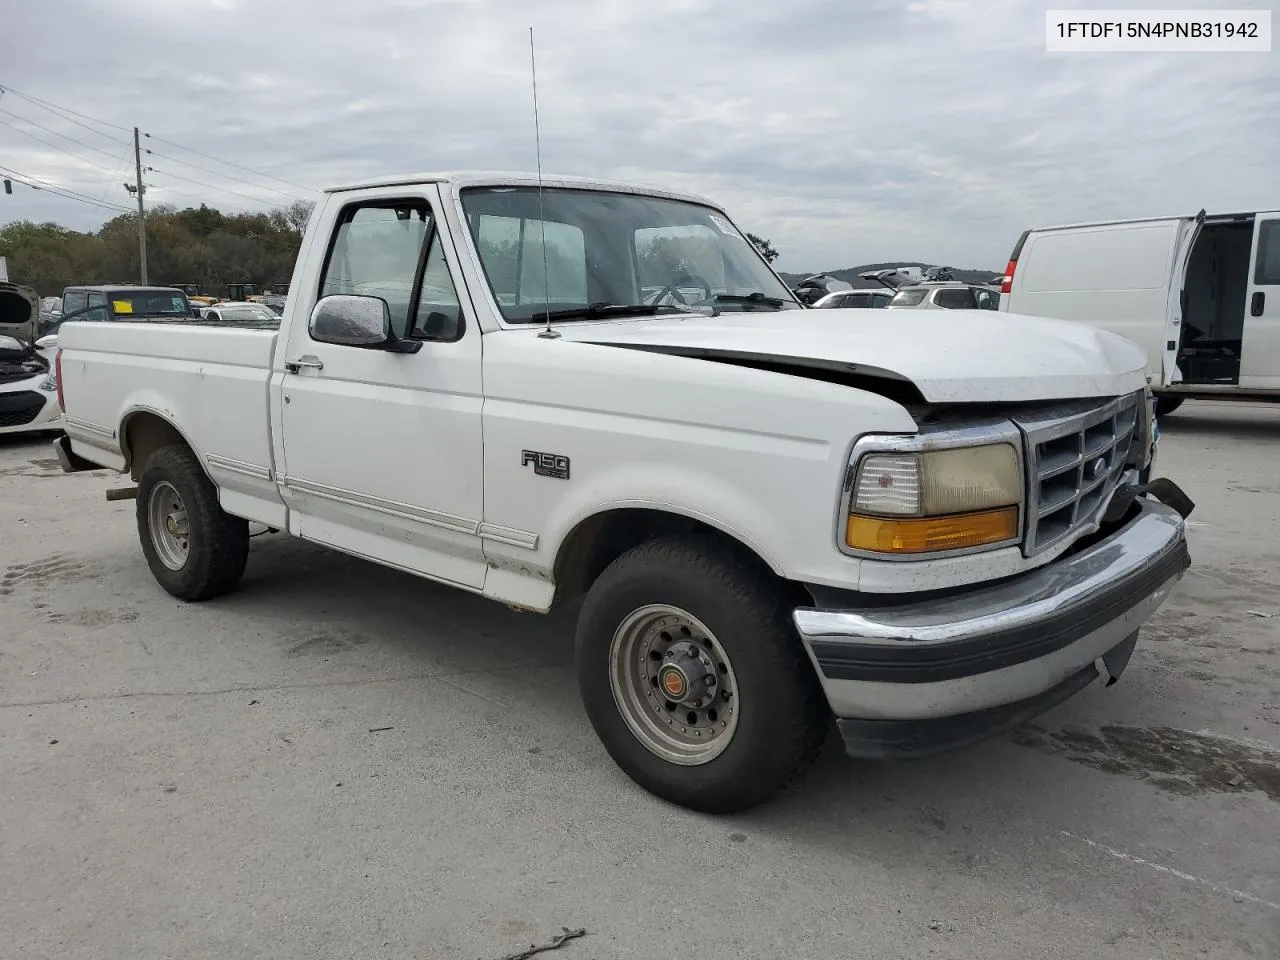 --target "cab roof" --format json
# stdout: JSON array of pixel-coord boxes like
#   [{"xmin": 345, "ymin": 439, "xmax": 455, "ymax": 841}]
[{"xmin": 323, "ymin": 171, "xmax": 720, "ymax": 209}]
